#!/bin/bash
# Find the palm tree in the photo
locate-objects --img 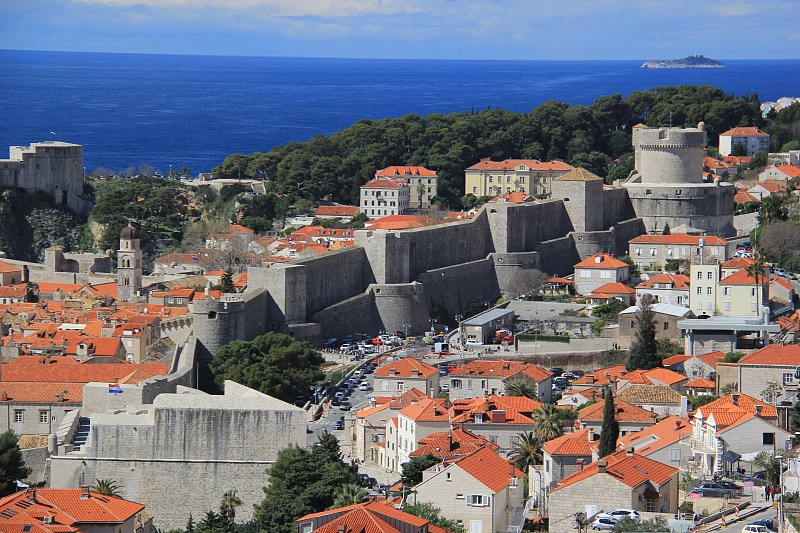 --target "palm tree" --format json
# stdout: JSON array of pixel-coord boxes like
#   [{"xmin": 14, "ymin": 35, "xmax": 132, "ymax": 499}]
[
  {"xmin": 90, "ymin": 479, "xmax": 123, "ymax": 498},
  {"xmin": 219, "ymin": 489, "xmax": 242, "ymax": 524},
  {"xmin": 533, "ymin": 404, "xmax": 564, "ymax": 442},
  {"xmin": 746, "ymin": 253, "xmax": 766, "ymax": 318},
  {"xmin": 505, "ymin": 380, "xmax": 536, "ymax": 399},
  {"xmin": 331, "ymin": 483, "xmax": 368, "ymax": 508},
  {"xmin": 511, "ymin": 431, "xmax": 543, "ymax": 471}
]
